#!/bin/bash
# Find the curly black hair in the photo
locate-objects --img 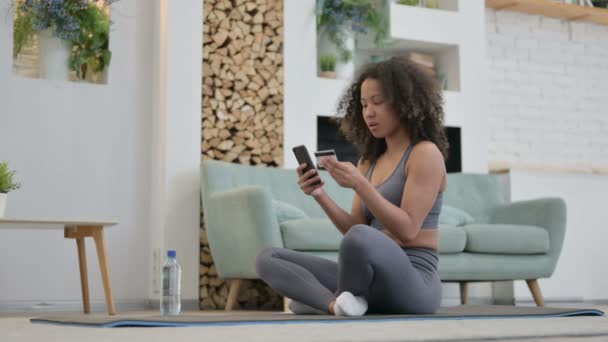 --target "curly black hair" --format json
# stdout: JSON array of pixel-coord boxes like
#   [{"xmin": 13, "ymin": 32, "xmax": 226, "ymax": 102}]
[{"xmin": 336, "ymin": 57, "xmax": 449, "ymax": 162}]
